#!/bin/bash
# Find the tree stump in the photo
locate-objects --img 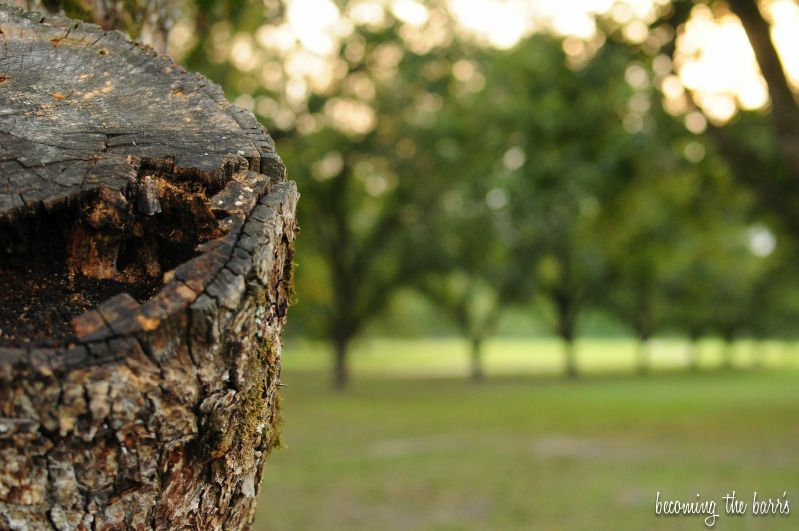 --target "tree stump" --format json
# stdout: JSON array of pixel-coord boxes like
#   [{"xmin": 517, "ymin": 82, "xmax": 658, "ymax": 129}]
[{"xmin": 0, "ymin": 6, "xmax": 298, "ymax": 529}]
